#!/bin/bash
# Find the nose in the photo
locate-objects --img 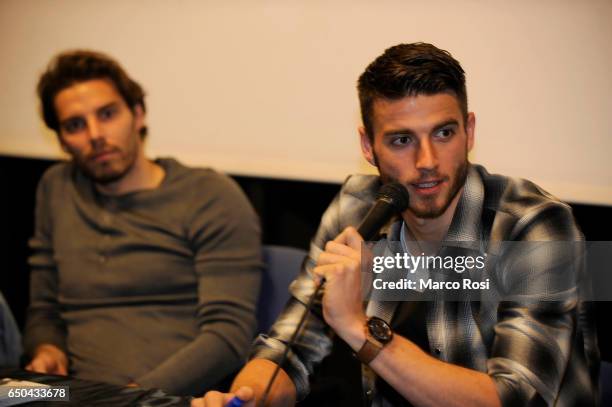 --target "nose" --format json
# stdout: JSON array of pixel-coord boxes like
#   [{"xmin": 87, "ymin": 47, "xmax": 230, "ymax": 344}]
[
  {"xmin": 415, "ymin": 138, "xmax": 438, "ymax": 171},
  {"xmin": 86, "ymin": 118, "xmax": 105, "ymax": 146}
]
